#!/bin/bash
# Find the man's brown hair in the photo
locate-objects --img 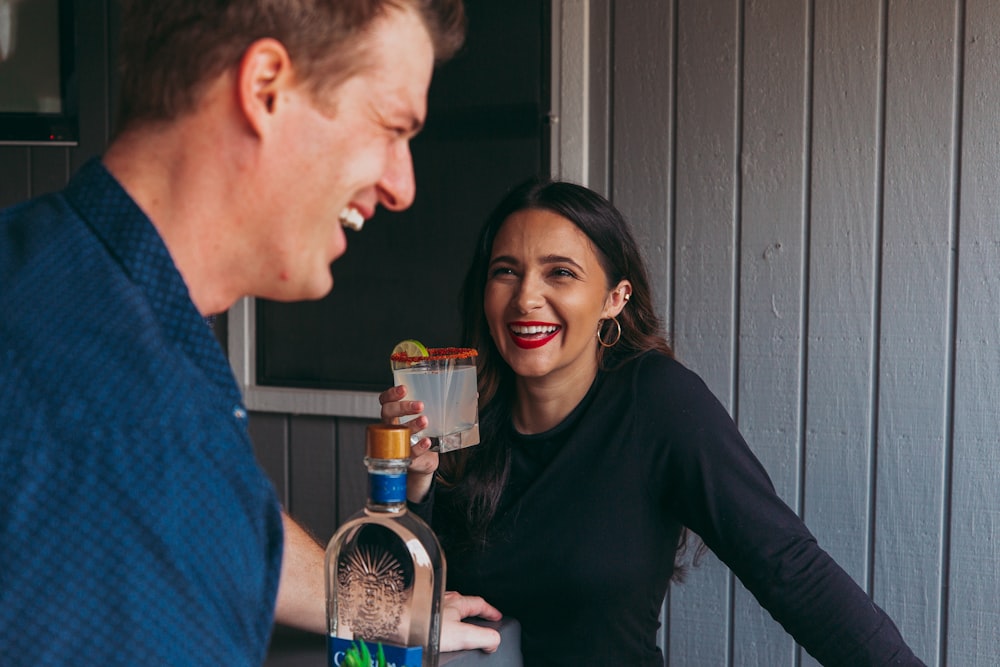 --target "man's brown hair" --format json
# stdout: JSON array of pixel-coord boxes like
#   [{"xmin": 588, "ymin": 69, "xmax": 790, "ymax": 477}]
[{"xmin": 116, "ymin": 0, "xmax": 465, "ymax": 131}]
